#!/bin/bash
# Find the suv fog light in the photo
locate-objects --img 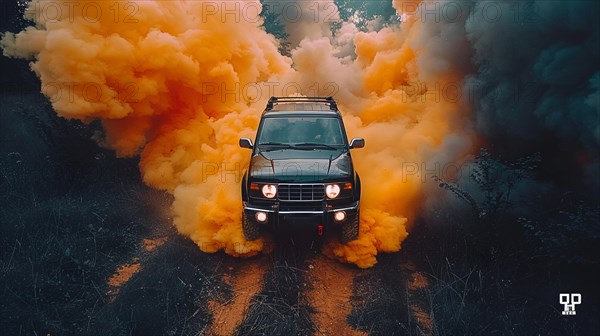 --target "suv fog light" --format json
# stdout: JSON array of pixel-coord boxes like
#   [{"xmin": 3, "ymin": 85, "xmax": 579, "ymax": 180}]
[
  {"xmin": 334, "ymin": 211, "xmax": 346, "ymax": 222},
  {"xmin": 255, "ymin": 212, "xmax": 268, "ymax": 222}
]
